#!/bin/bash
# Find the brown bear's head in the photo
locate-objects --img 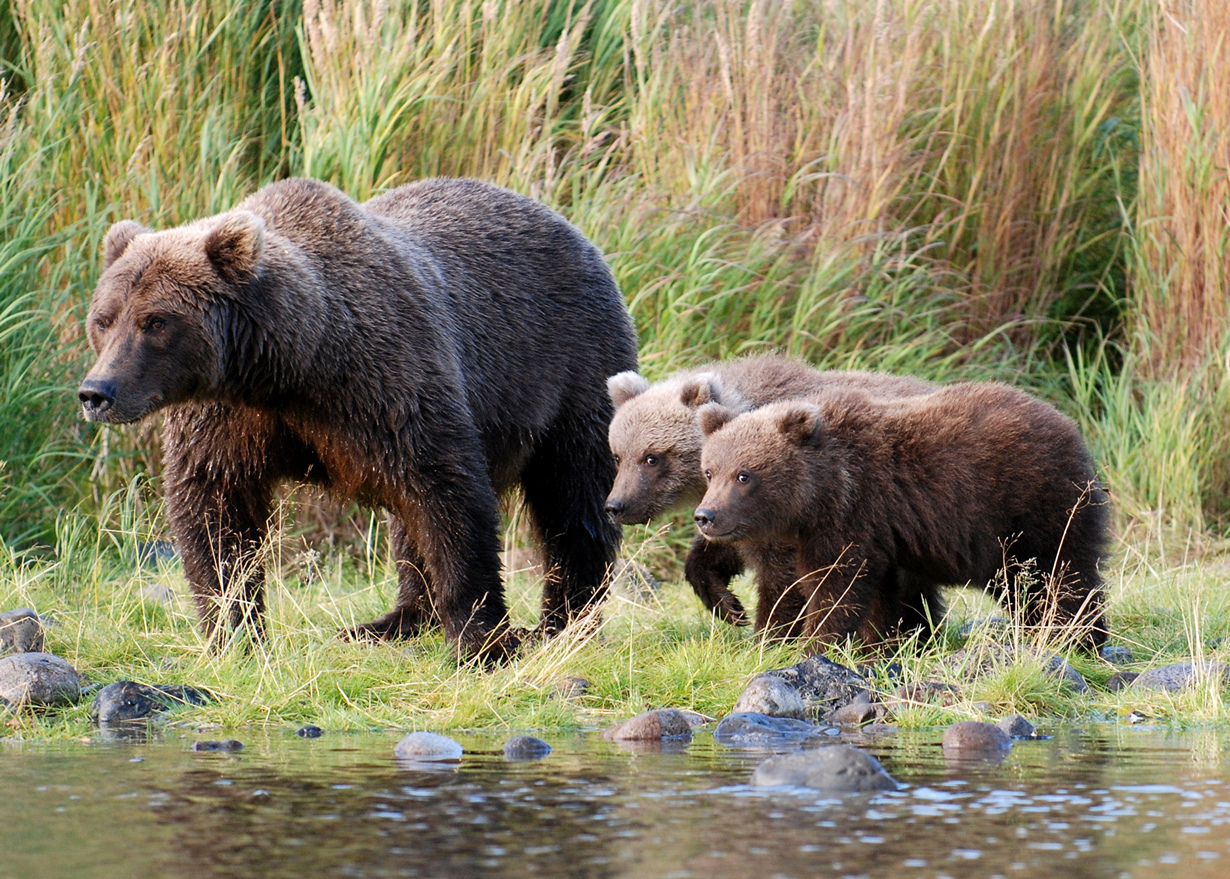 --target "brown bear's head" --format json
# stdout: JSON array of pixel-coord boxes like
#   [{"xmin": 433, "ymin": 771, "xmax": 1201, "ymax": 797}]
[
  {"xmin": 695, "ymin": 400, "xmax": 833, "ymax": 542},
  {"xmin": 78, "ymin": 211, "xmax": 266, "ymax": 423},
  {"xmin": 605, "ymin": 369, "xmax": 732, "ymax": 524}
]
